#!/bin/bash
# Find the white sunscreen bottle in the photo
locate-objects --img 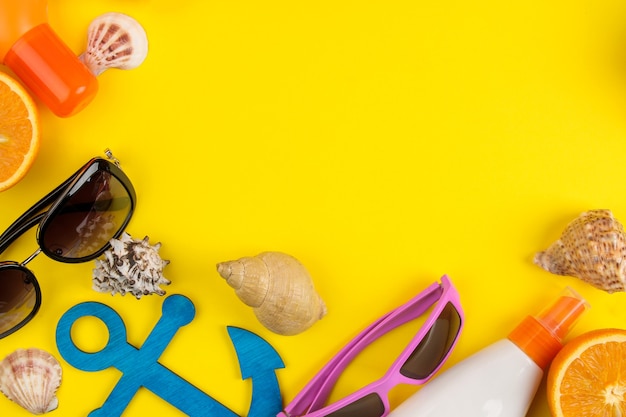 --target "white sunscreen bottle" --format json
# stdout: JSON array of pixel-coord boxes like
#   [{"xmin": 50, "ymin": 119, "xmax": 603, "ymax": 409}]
[{"xmin": 387, "ymin": 288, "xmax": 588, "ymax": 417}]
